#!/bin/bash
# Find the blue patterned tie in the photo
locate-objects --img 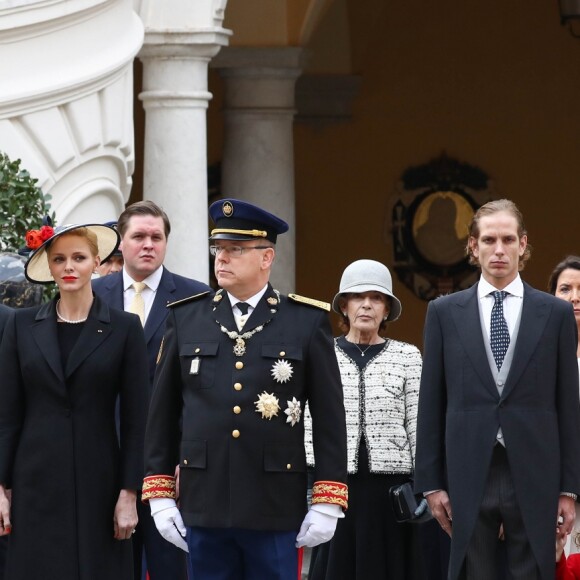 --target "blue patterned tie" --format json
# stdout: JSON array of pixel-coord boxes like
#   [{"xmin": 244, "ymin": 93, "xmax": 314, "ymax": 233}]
[{"xmin": 490, "ymin": 291, "xmax": 510, "ymax": 370}]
